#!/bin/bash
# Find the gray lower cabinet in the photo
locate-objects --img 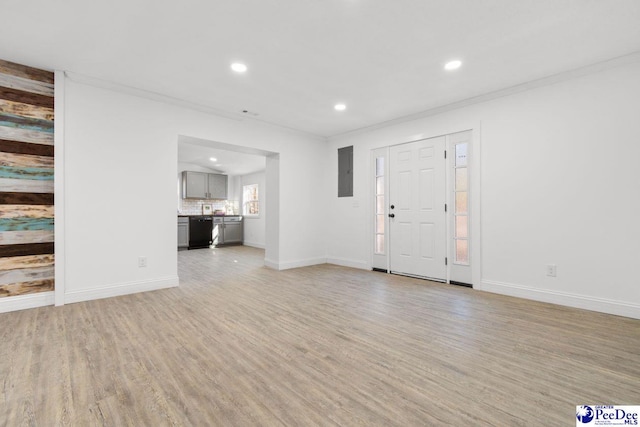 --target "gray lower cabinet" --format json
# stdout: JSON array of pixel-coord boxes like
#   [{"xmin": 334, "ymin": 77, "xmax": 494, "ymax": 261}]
[
  {"xmin": 182, "ymin": 171, "xmax": 227, "ymax": 199},
  {"xmin": 223, "ymin": 220, "xmax": 243, "ymax": 243},
  {"xmin": 212, "ymin": 217, "xmax": 223, "ymax": 245},
  {"xmin": 212, "ymin": 216, "xmax": 243, "ymax": 245},
  {"xmin": 178, "ymin": 217, "xmax": 189, "ymax": 248}
]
